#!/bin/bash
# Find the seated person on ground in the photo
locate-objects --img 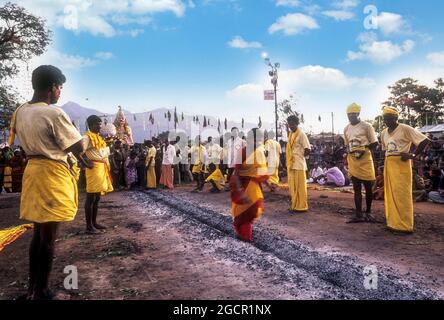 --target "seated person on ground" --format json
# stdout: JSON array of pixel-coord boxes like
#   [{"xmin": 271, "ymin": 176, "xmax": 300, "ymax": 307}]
[
  {"xmin": 428, "ymin": 161, "xmax": 444, "ymax": 204},
  {"xmin": 205, "ymin": 163, "xmax": 226, "ymax": 193},
  {"xmin": 314, "ymin": 162, "xmax": 346, "ymax": 187}
]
